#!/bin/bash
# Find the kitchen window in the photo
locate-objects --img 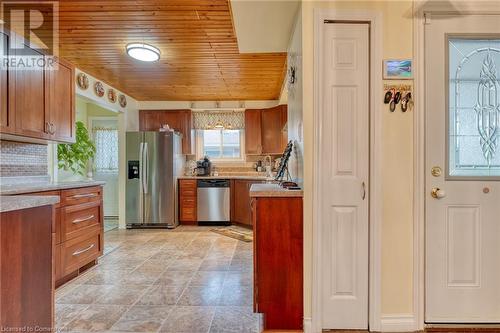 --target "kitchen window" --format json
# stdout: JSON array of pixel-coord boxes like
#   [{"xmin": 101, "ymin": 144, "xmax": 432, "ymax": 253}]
[{"xmin": 197, "ymin": 129, "xmax": 244, "ymax": 161}]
